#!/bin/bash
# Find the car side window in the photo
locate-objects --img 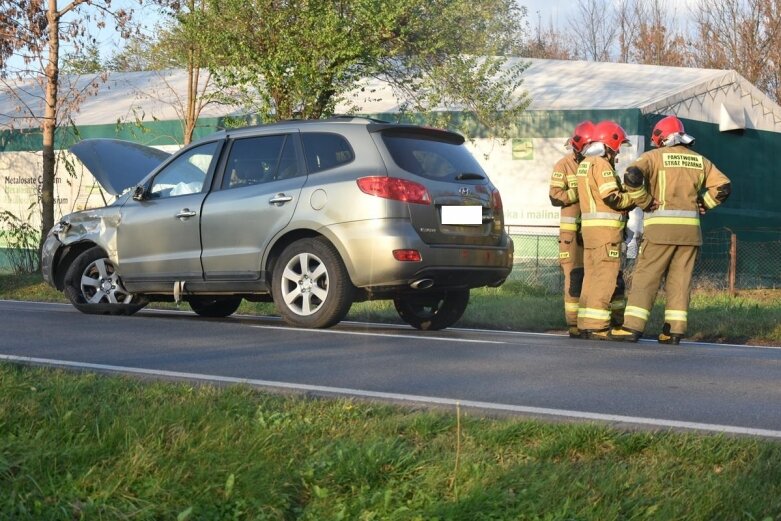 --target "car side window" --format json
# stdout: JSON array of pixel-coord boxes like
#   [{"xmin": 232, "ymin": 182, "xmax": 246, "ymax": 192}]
[
  {"xmin": 222, "ymin": 134, "xmax": 300, "ymax": 190},
  {"xmin": 150, "ymin": 141, "xmax": 220, "ymax": 198},
  {"xmin": 301, "ymin": 132, "xmax": 354, "ymax": 173}
]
